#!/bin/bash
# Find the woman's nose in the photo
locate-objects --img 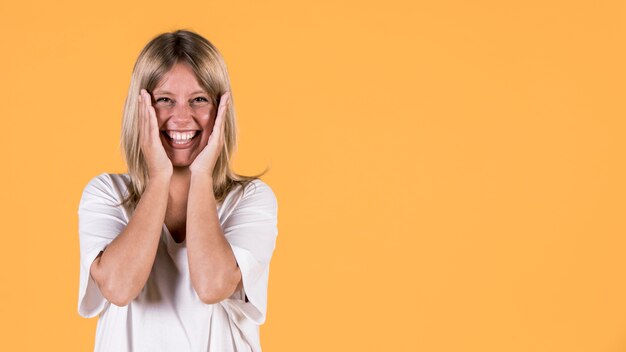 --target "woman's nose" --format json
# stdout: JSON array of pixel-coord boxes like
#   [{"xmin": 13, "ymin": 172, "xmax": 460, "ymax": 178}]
[{"xmin": 171, "ymin": 103, "xmax": 194, "ymax": 122}]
